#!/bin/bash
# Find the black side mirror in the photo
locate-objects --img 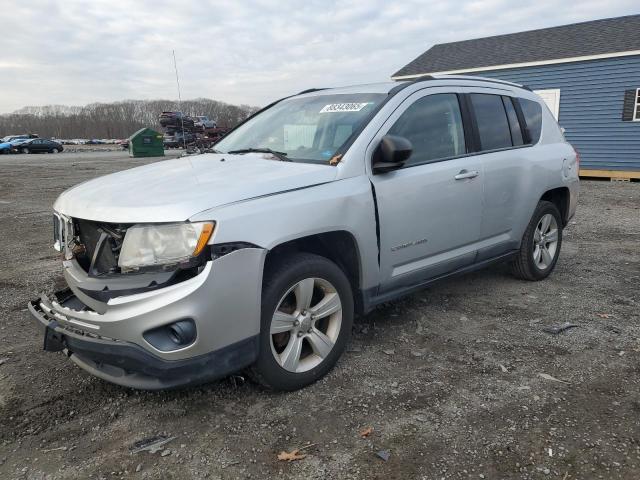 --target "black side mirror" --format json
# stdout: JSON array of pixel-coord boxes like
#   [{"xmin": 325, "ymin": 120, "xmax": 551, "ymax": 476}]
[{"xmin": 372, "ymin": 135, "xmax": 412, "ymax": 174}]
